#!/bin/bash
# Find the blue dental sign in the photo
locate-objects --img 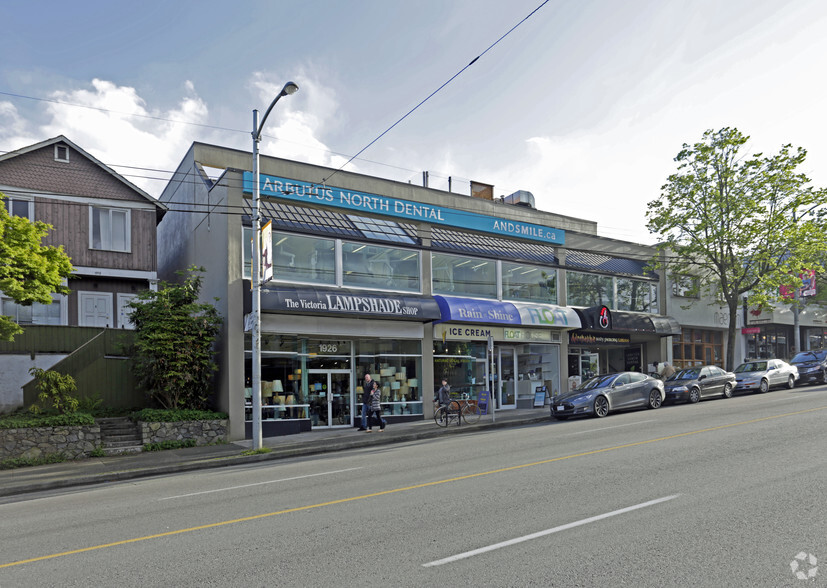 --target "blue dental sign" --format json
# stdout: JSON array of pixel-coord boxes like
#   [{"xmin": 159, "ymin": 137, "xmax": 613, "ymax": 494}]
[{"xmin": 243, "ymin": 172, "xmax": 565, "ymax": 246}]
